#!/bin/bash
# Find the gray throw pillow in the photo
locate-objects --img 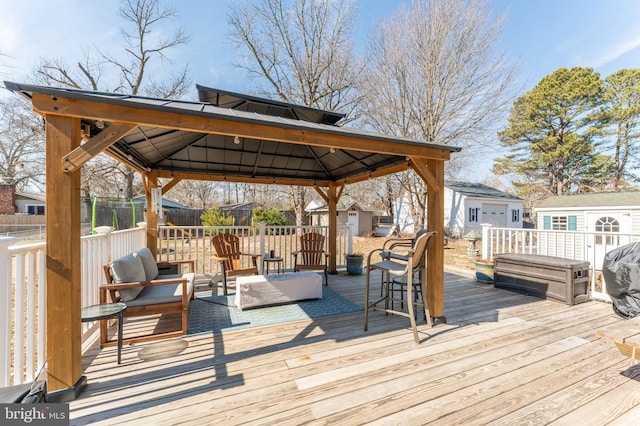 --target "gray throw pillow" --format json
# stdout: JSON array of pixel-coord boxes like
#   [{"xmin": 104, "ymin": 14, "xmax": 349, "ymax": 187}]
[
  {"xmin": 109, "ymin": 253, "xmax": 146, "ymax": 301},
  {"xmin": 136, "ymin": 247, "xmax": 159, "ymax": 281}
]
